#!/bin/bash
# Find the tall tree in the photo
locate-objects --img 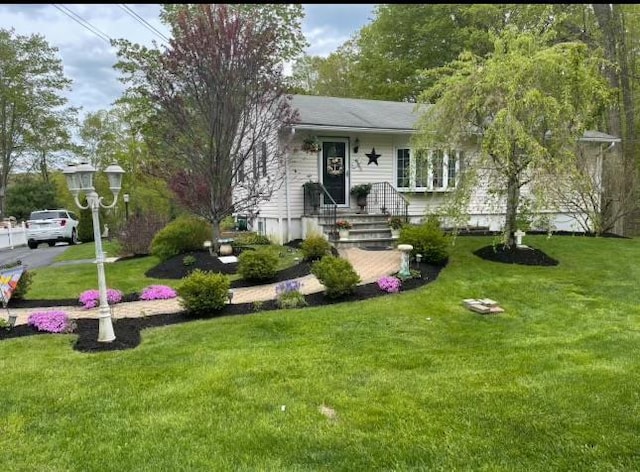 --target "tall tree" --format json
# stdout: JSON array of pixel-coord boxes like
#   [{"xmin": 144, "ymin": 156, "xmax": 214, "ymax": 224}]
[
  {"xmin": 592, "ymin": 4, "xmax": 639, "ymax": 235},
  {"xmin": 0, "ymin": 29, "xmax": 72, "ymax": 215},
  {"xmin": 115, "ymin": 4, "xmax": 304, "ymax": 247},
  {"xmin": 414, "ymin": 28, "xmax": 612, "ymax": 247}
]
